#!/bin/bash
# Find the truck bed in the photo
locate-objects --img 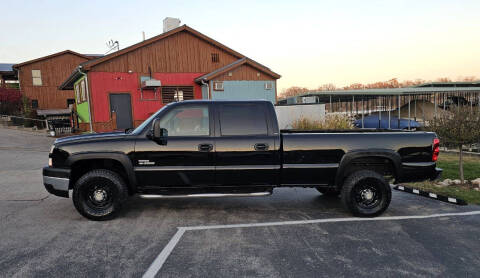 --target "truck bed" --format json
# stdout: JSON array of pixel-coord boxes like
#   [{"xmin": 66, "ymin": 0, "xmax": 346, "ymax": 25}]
[{"xmin": 280, "ymin": 131, "xmax": 438, "ymax": 185}]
